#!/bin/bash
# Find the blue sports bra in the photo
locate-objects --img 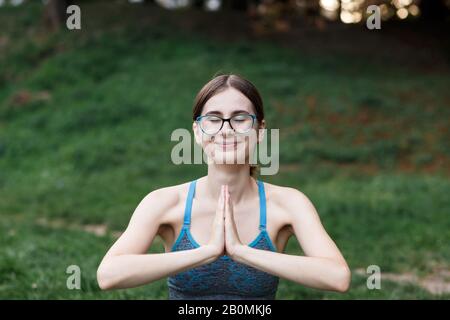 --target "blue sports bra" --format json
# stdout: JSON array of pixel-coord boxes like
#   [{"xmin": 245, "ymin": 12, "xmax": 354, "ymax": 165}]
[{"xmin": 167, "ymin": 179, "xmax": 279, "ymax": 299}]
